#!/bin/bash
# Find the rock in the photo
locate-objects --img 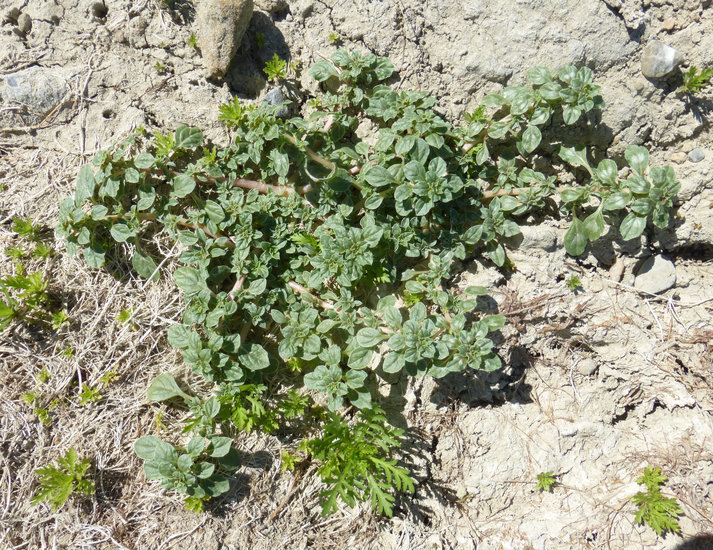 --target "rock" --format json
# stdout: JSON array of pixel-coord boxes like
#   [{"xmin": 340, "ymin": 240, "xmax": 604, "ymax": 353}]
[
  {"xmin": 0, "ymin": 66, "xmax": 71, "ymax": 116},
  {"xmin": 640, "ymin": 40, "xmax": 684, "ymax": 78},
  {"xmin": 197, "ymin": 0, "xmax": 254, "ymax": 78},
  {"xmin": 578, "ymin": 359, "xmax": 598, "ymax": 376},
  {"xmin": 255, "ymin": 0, "xmax": 287, "ymax": 12},
  {"xmin": 688, "ymin": 148, "xmax": 705, "ymax": 163},
  {"xmin": 669, "ymin": 152, "xmax": 687, "ymax": 164},
  {"xmin": 4, "ymin": 7, "xmax": 20, "ymax": 24},
  {"xmin": 661, "ymin": 18, "xmax": 676, "ymax": 32},
  {"xmin": 634, "ymin": 256, "xmax": 676, "ymax": 294},
  {"xmin": 609, "ymin": 257, "xmax": 625, "ymax": 282},
  {"xmin": 15, "ymin": 13, "xmax": 32, "ymax": 35},
  {"xmin": 262, "ymin": 87, "xmax": 290, "ymax": 118},
  {"xmin": 518, "ymin": 225, "xmax": 558, "ymax": 252}
]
